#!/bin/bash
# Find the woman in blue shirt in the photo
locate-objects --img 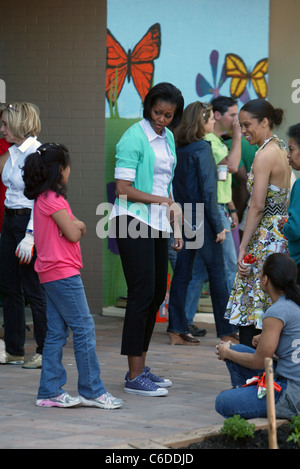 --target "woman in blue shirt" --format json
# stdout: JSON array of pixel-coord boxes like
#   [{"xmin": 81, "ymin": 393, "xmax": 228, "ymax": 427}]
[
  {"xmin": 167, "ymin": 101, "xmax": 238, "ymax": 344},
  {"xmin": 110, "ymin": 83, "xmax": 184, "ymax": 397}
]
